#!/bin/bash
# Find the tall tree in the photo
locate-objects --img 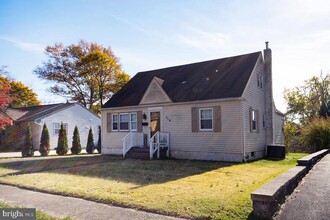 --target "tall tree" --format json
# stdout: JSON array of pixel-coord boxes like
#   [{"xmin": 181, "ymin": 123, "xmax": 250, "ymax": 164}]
[
  {"xmin": 0, "ymin": 67, "xmax": 12, "ymax": 129},
  {"xmin": 9, "ymin": 81, "xmax": 40, "ymax": 108},
  {"xmin": 34, "ymin": 40, "xmax": 130, "ymax": 113},
  {"xmin": 39, "ymin": 123, "xmax": 50, "ymax": 156},
  {"xmin": 284, "ymin": 73, "xmax": 330, "ymax": 124},
  {"xmin": 71, "ymin": 125, "xmax": 82, "ymax": 154},
  {"xmin": 56, "ymin": 122, "xmax": 68, "ymax": 155},
  {"xmin": 22, "ymin": 123, "xmax": 34, "ymax": 157},
  {"xmin": 86, "ymin": 127, "xmax": 94, "ymax": 154}
]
